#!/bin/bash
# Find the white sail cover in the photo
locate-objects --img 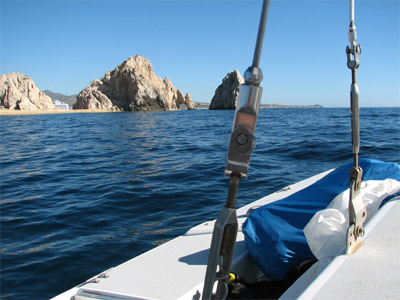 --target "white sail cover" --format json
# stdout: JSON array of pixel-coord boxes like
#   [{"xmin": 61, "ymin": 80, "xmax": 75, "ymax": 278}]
[{"xmin": 304, "ymin": 179, "xmax": 400, "ymax": 259}]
